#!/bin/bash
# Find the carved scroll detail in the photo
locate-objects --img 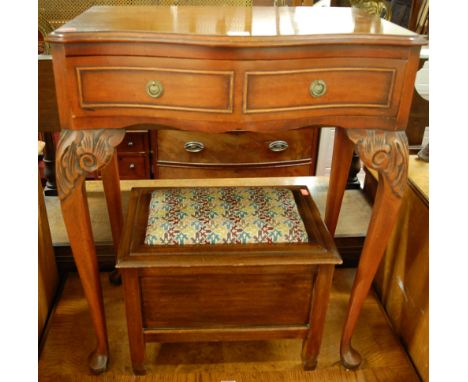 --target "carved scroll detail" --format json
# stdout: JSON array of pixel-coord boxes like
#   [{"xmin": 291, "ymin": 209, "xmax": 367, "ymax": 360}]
[
  {"xmin": 346, "ymin": 129, "xmax": 408, "ymax": 198},
  {"xmin": 56, "ymin": 129, "xmax": 125, "ymax": 201}
]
